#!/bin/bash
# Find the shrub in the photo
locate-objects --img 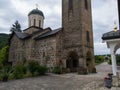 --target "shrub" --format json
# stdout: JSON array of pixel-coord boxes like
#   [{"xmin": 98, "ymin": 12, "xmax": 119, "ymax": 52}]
[
  {"xmin": 27, "ymin": 60, "xmax": 39, "ymax": 76},
  {"xmin": 0, "ymin": 46, "xmax": 9, "ymax": 66},
  {"xmin": 0, "ymin": 63, "xmax": 3, "ymax": 70},
  {"xmin": 37, "ymin": 66, "xmax": 47, "ymax": 75},
  {"xmin": 0, "ymin": 65, "xmax": 12, "ymax": 82},
  {"xmin": 52, "ymin": 67, "xmax": 62, "ymax": 74},
  {"xmin": 108, "ymin": 59, "xmax": 112, "ymax": 65},
  {"xmin": 12, "ymin": 64, "xmax": 27, "ymax": 79},
  {"xmin": 24, "ymin": 73, "xmax": 32, "ymax": 78},
  {"xmin": 0, "ymin": 73, "xmax": 2, "ymax": 81}
]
